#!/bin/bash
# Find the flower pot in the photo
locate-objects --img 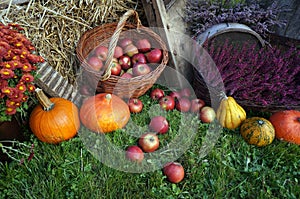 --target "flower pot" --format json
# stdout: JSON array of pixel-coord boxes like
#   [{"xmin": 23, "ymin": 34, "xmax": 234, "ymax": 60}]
[{"xmin": 0, "ymin": 117, "xmax": 25, "ymax": 162}]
